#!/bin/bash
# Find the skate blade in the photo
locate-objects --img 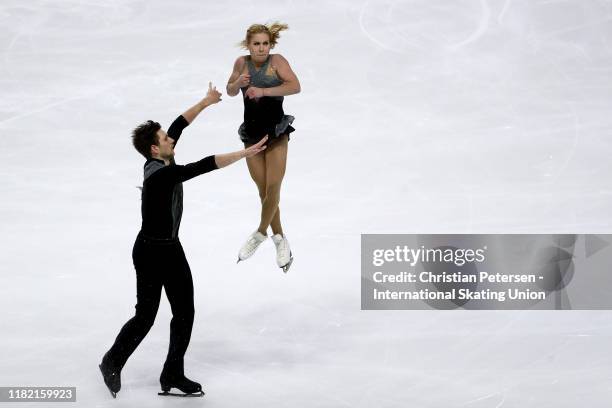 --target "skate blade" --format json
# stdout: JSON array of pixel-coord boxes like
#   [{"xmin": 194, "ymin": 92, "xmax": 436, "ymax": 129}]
[
  {"xmin": 98, "ymin": 364, "xmax": 117, "ymax": 399},
  {"xmin": 280, "ymin": 256, "xmax": 293, "ymax": 273},
  {"xmin": 158, "ymin": 390, "xmax": 204, "ymax": 397}
]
